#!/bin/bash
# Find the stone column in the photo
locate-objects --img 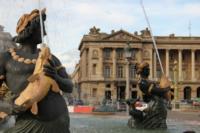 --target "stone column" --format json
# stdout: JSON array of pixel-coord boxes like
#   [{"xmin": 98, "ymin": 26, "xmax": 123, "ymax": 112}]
[
  {"xmin": 153, "ymin": 50, "xmax": 157, "ymax": 79},
  {"xmin": 166, "ymin": 49, "xmax": 169, "ymax": 77},
  {"xmin": 99, "ymin": 48, "xmax": 103, "ymax": 79},
  {"xmin": 149, "ymin": 50, "xmax": 153, "ymax": 79},
  {"xmin": 138, "ymin": 49, "xmax": 142, "ymax": 62},
  {"xmin": 126, "ymin": 59, "xmax": 130, "ymax": 100},
  {"xmin": 178, "ymin": 50, "xmax": 182, "ymax": 81},
  {"xmin": 125, "ymin": 59, "xmax": 130, "ymax": 114},
  {"xmin": 111, "ymin": 83, "xmax": 116, "ymax": 101},
  {"xmin": 191, "ymin": 49, "xmax": 195, "ymax": 81},
  {"xmin": 112, "ymin": 48, "xmax": 116, "ymax": 79},
  {"xmin": 88, "ymin": 48, "xmax": 92, "ymax": 80}
]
